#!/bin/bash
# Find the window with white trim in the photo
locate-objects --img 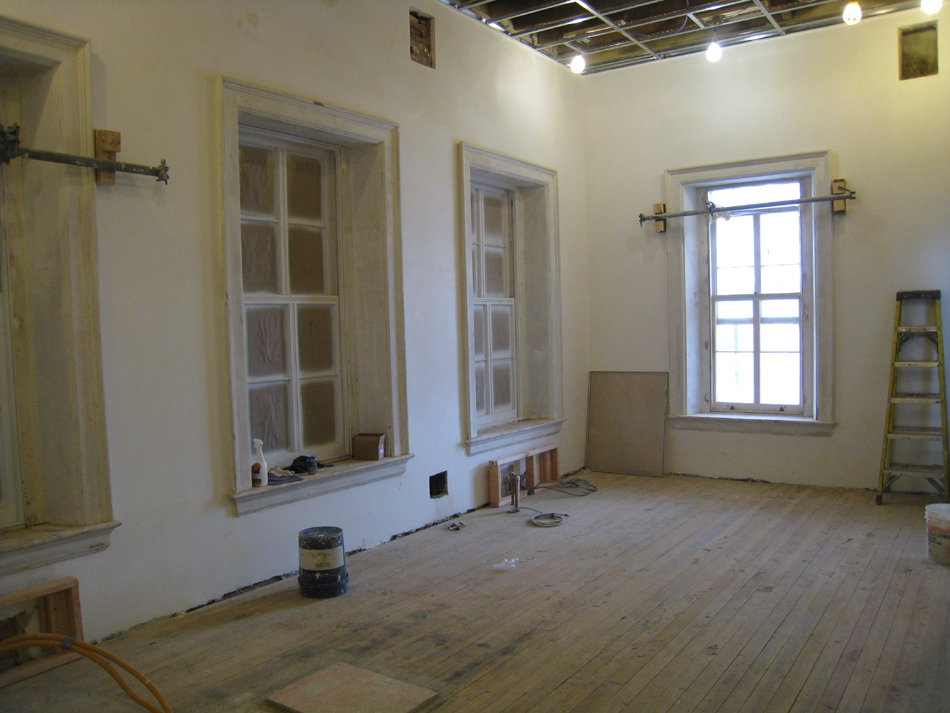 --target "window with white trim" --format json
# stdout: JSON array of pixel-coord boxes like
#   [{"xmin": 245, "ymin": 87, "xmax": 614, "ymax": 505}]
[
  {"xmin": 665, "ymin": 152, "xmax": 834, "ymax": 434},
  {"xmin": 460, "ymin": 144, "xmax": 564, "ymax": 455},
  {"xmin": 221, "ymin": 79, "xmax": 411, "ymax": 513},
  {"xmin": 239, "ymin": 133, "xmax": 347, "ymax": 462},
  {"xmin": 705, "ymin": 179, "xmax": 811, "ymax": 415}
]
